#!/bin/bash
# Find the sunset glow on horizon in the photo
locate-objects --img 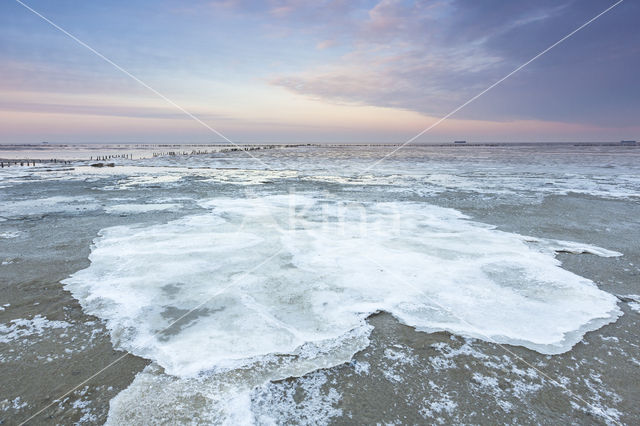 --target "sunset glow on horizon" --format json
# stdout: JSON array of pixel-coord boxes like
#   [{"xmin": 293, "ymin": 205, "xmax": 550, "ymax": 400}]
[{"xmin": 1, "ymin": 0, "xmax": 638, "ymax": 144}]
